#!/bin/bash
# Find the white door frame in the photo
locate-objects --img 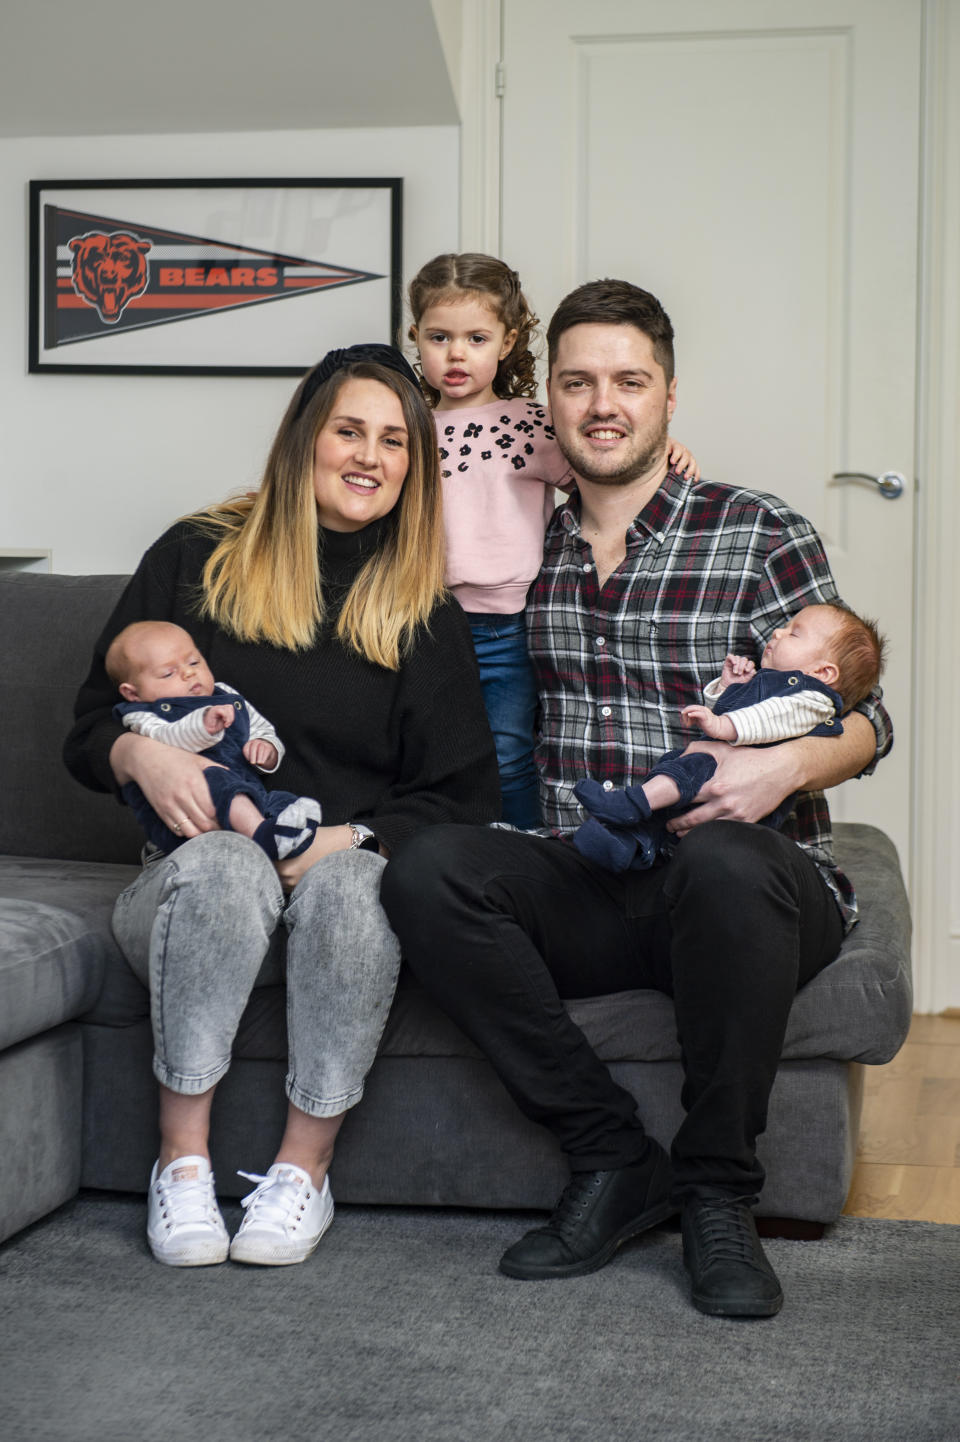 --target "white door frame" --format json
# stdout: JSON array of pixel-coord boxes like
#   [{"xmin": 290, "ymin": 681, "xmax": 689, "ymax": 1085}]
[
  {"xmin": 912, "ymin": 0, "xmax": 960, "ymax": 1015},
  {"xmin": 457, "ymin": 0, "xmax": 503, "ymax": 255},
  {"xmin": 456, "ymin": 0, "xmax": 958, "ymax": 1013}
]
